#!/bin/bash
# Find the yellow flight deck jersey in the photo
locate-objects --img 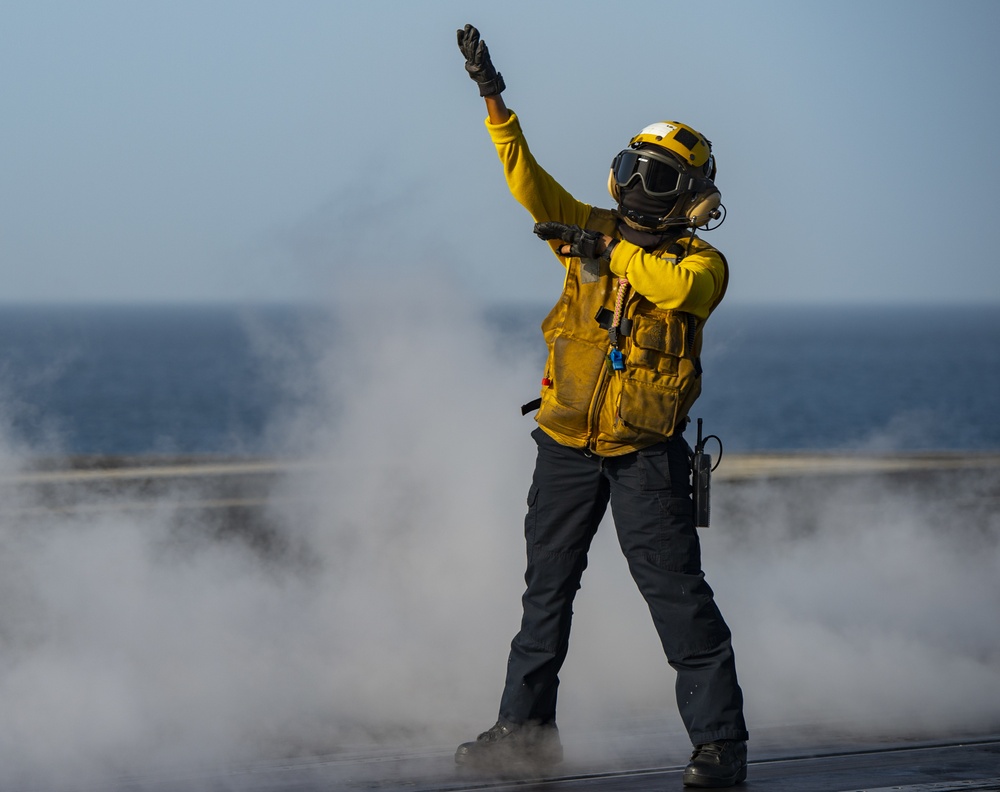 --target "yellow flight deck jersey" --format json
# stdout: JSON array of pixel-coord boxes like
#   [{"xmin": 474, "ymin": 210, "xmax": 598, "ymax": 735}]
[{"xmin": 488, "ymin": 112, "xmax": 729, "ymax": 457}]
